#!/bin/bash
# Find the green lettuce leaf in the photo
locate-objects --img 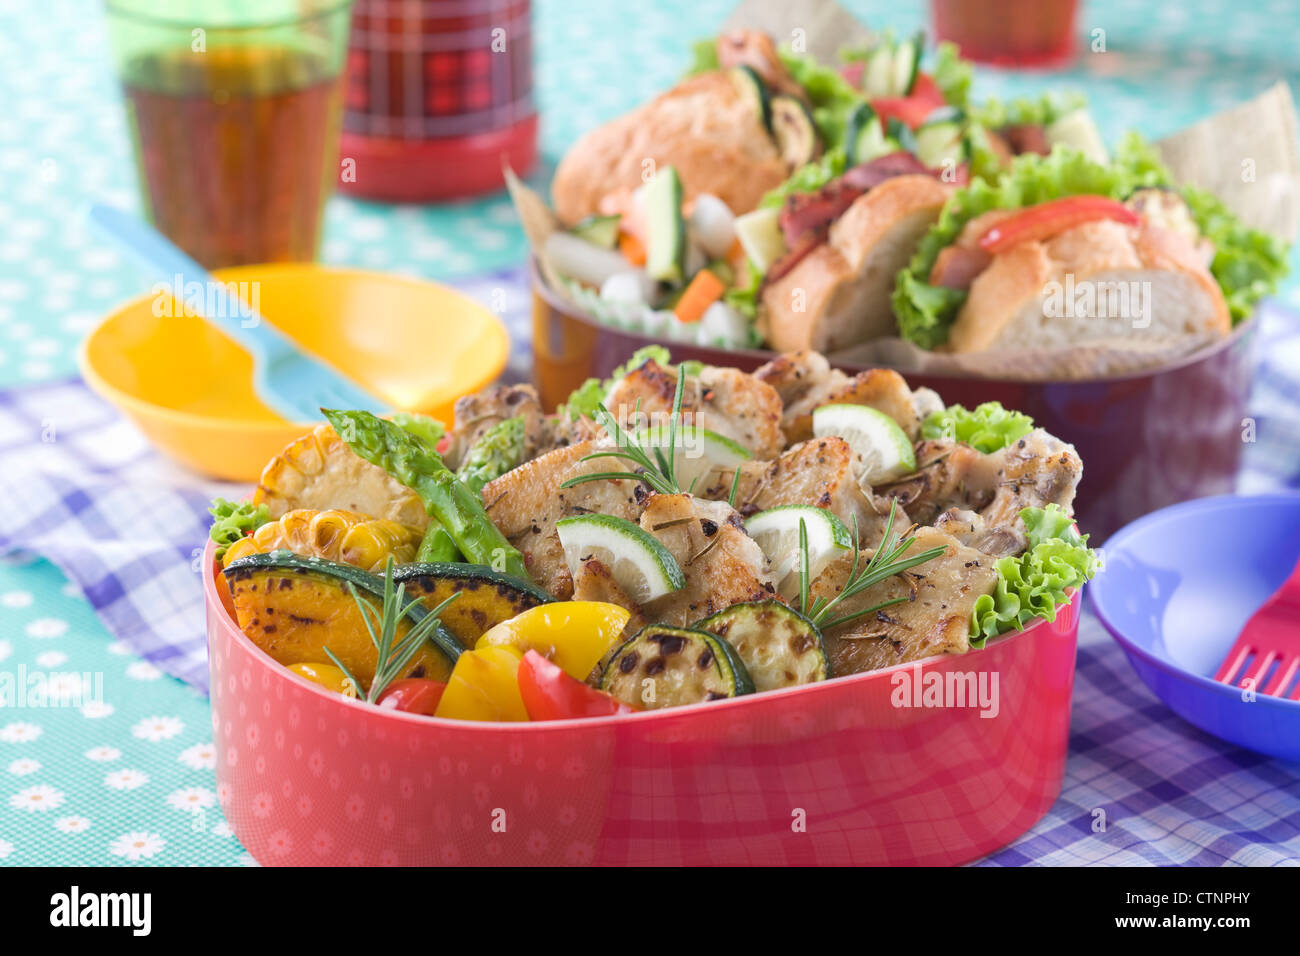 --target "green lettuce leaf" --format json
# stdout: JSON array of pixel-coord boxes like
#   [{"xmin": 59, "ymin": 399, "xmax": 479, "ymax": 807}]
[
  {"xmin": 892, "ymin": 133, "xmax": 1288, "ymax": 348},
  {"xmin": 930, "ymin": 42, "xmax": 972, "ymax": 111},
  {"xmin": 208, "ymin": 498, "xmax": 271, "ymax": 560},
  {"xmin": 969, "ymin": 504, "xmax": 1100, "ymax": 646},
  {"xmin": 921, "ymin": 401, "xmax": 1034, "ymax": 452},
  {"xmin": 759, "ymin": 147, "xmax": 848, "ymax": 210},
  {"xmin": 969, "ymin": 90, "xmax": 1086, "ymax": 130},
  {"xmin": 778, "ymin": 51, "xmax": 864, "ymax": 149}
]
